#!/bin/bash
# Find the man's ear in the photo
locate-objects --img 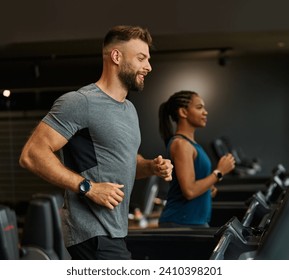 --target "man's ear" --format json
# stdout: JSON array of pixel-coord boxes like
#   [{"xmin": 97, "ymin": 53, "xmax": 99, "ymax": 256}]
[
  {"xmin": 111, "ymin": 49, "xmax": 122, "ymax": 64},
  {"xmin": 178, "ymin": 107, "xmax": 187, "ymax": 118}
]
